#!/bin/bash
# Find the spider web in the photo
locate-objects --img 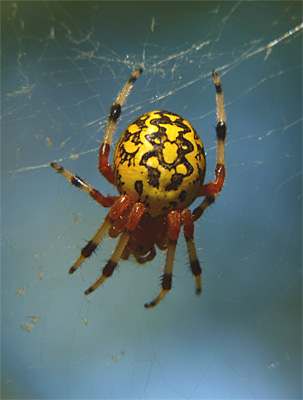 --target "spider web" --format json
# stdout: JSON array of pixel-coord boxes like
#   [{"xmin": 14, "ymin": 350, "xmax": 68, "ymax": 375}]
[{"xmin": 1, "ymin": 1, "xmax": 302, "ymax": 399}]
